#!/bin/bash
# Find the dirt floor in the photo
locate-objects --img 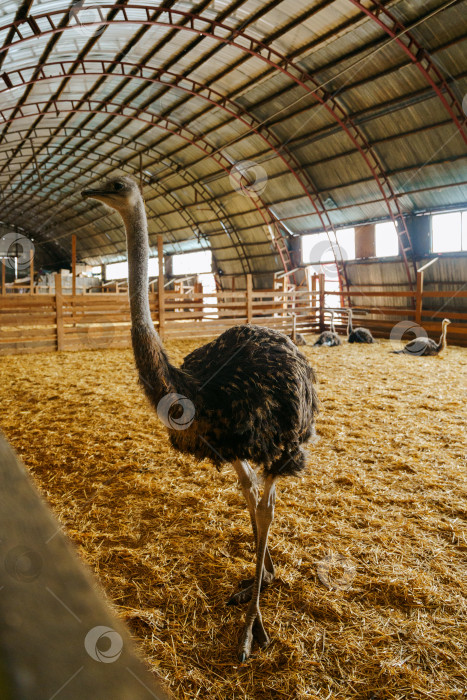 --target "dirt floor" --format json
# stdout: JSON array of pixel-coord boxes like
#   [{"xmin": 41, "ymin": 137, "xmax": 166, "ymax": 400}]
[{"xmin": 0, "ymin": 336, "xmax": 466, "ymax": 699}]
